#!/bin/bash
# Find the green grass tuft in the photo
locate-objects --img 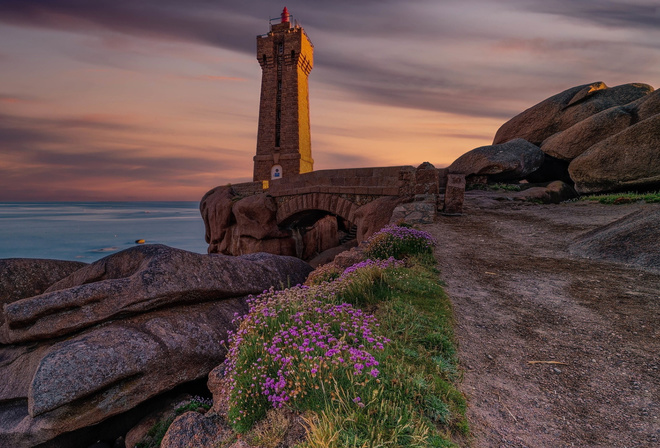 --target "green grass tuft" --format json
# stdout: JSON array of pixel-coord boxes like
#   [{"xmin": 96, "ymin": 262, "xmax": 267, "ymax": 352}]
[{"xmin": 579, "ymin": 191, "xmax": 660, "ymax": 204}]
